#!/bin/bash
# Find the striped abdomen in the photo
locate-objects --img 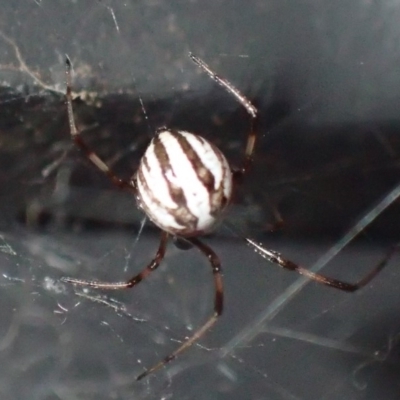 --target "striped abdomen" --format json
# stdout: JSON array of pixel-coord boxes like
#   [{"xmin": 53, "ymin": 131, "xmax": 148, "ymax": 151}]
[{"xmin": 136, "ymin": 129, "xmax": 232, "ymax": 236}]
